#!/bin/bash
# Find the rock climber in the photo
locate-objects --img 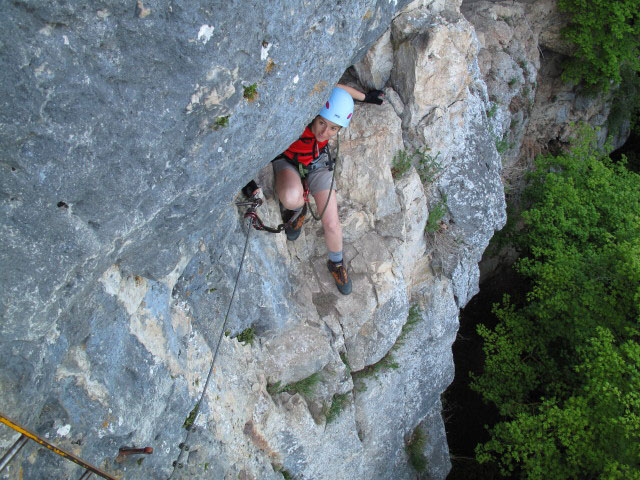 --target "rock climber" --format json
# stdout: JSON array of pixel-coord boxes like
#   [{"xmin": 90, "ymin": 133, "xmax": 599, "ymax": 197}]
[{"xmin": 244, "ymin": 84, "xmax": 384, "ymax": 295}]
